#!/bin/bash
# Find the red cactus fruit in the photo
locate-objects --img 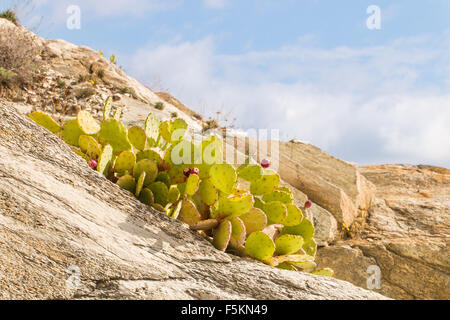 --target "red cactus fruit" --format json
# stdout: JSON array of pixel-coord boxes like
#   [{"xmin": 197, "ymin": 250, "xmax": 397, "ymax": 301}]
[
  {"xmin": 304, "ymin": 200, "xmax": 313, "ymax": 209},
  {"xmin": 261, "ymin": 158, "xmax": 271, "ymax": 169},
  {"xmin": 89, "ymin": 160, "xmax": 98, "ymax": 169}
]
